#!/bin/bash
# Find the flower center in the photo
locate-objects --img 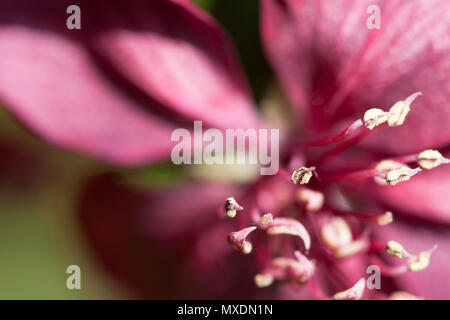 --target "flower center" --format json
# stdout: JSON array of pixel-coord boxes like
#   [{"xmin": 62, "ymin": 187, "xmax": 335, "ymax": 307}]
[{"xmin": 221, "ymin": 92, "xmax": 445, "ymax": 299}]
